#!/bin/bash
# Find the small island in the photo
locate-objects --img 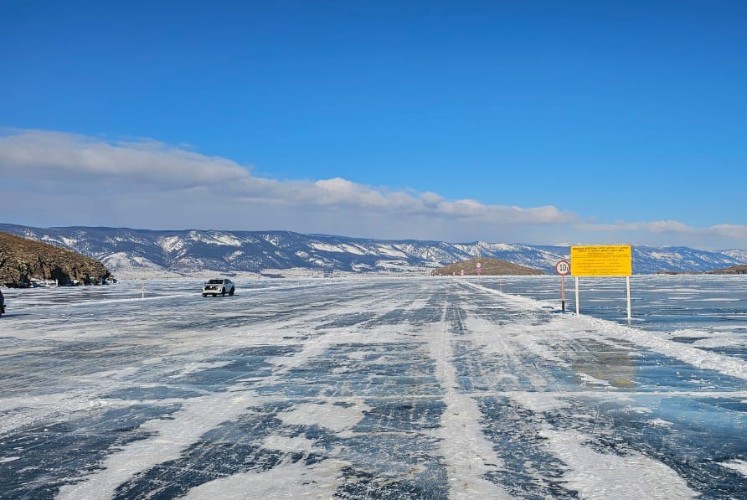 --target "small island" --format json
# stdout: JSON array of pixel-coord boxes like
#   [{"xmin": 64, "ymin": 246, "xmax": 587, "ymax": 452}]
[
  {"xmin": 431, "ymin": 257, "xmax": 544, "ymax": 276},
  {"xmin": 708, "ymin": 265, "xmax": 747, "ymax": 274},
  {"xmin": 656, "ymin": 264, "xmax": 747, "ymax": 275}
]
